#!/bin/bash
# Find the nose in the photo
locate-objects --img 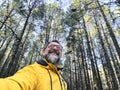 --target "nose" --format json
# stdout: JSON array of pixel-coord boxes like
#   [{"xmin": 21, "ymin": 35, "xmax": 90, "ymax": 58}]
[{"xmin": 53, "ymin": 45, "xmax": 58, "ymax": 49}]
